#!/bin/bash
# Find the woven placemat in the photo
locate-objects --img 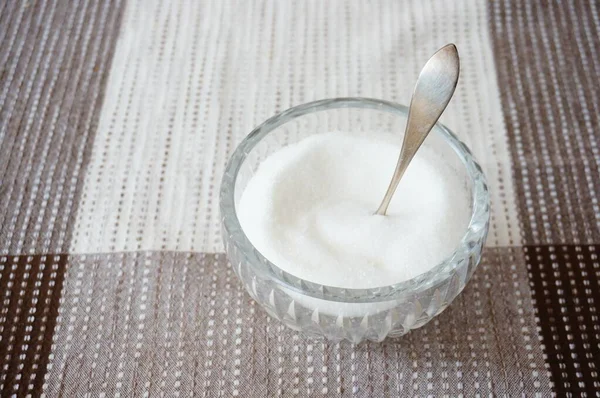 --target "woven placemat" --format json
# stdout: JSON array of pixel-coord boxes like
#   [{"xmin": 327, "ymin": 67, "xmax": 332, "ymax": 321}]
[{"xmin": 0, "ymin": 1, "xmax": 598, "ymax": 396}]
